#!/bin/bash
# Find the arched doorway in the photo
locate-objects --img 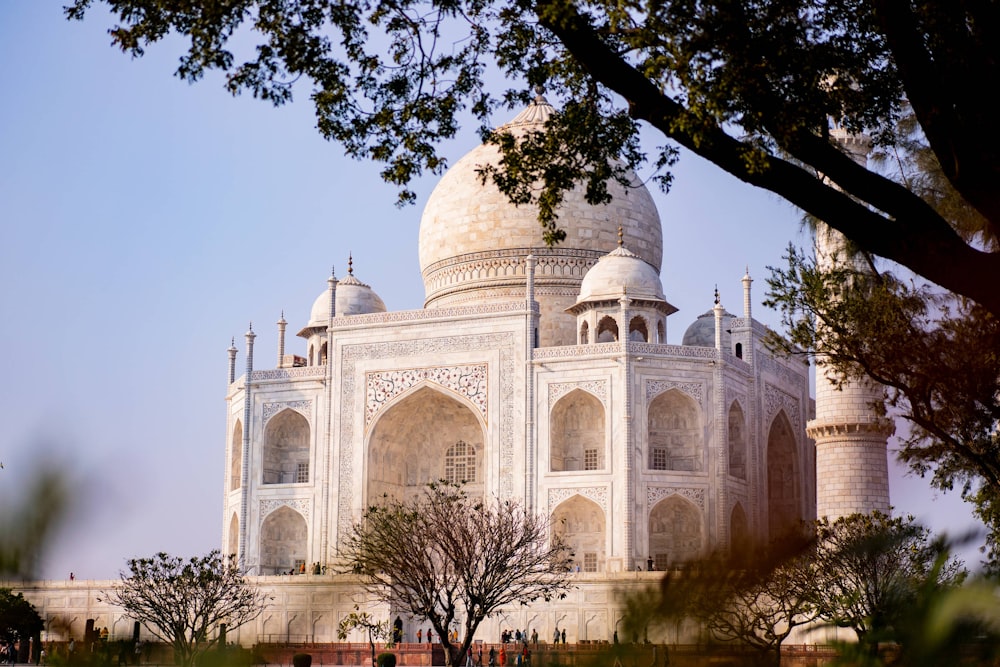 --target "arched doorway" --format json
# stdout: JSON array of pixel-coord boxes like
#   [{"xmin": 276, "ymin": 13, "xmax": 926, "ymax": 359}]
[
  {"xmin": 647, "ymin": 389, "xmax": 702, "ymax": 471},
  {"xmin": 262, "ymin": 409, "xmax": 311, "ymax": 485},
  {"xmin": 367, "ymin": 386, "xmax": 485, "ymax": 502},
  {"xmin": 550, "ymin": 390, "xmax": 605, "ymax": 472},
  {"xmin": 552, "ymin": 496, "xmax": 606, "ymax": 573},
  {"xmin": 260, "ymin": 506, "xmax": 307, "ymax": 575},
  {"xmin": 648, "ymin": 495, "xmax": 703, "ymax": 569},
  {"xmin": 767, "ymin": 411, "xmax": 801, "ymax": 539}
]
